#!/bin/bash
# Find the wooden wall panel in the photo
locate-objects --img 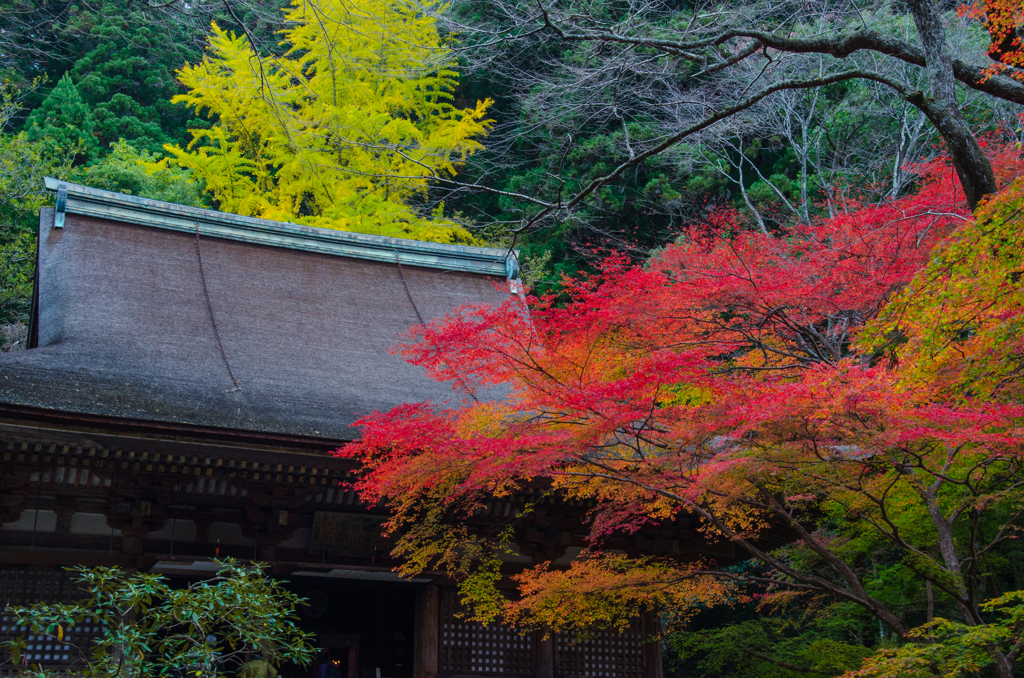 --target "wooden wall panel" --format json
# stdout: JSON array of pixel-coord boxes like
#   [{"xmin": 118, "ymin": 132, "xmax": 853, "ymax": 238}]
[
  {"xmin": 439, "ymin": 589, "xmax": 533, "ymax": 677},
  {"xmin": 554, "ymin": 623, "xmax": 644, "ymax": 678}
]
